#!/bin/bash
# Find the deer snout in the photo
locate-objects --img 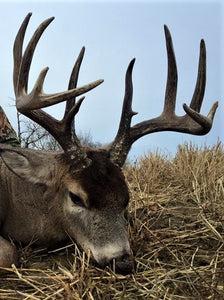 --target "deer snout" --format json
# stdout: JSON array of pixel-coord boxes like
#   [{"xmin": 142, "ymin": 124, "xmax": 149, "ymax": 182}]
[
  {"xmin": 89, "ymin": 242, "xmax": 134, "ymax": 274},
  {"xmin": 111, "ymin": 254, "xmax": 134, "ymax": 275}
]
